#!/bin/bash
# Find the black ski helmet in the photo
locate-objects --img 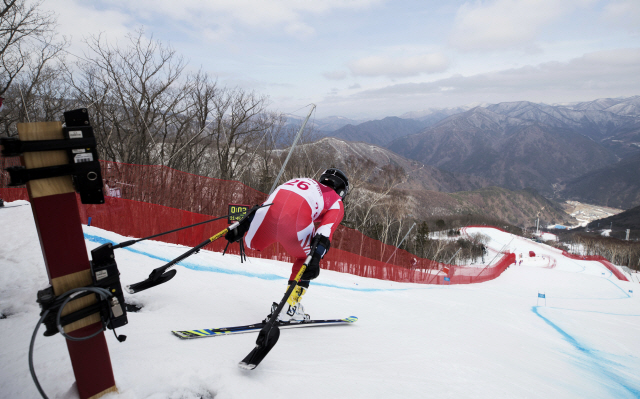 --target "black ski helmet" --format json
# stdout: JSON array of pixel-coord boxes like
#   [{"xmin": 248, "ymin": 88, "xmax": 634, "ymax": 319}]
[{"xmin": 319, "ymin": 168, "xmax": 349, "ymax": 200}]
